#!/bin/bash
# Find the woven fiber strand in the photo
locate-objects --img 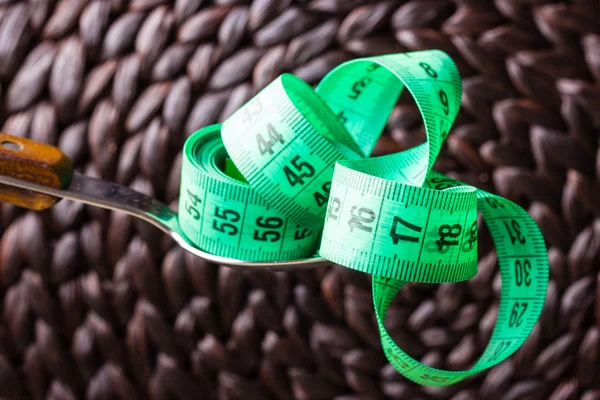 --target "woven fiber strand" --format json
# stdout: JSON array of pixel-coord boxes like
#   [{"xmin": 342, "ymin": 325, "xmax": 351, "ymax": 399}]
[{"xmin": 0, "ymin": 0, "xmax": 598, "ymax": 399}]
